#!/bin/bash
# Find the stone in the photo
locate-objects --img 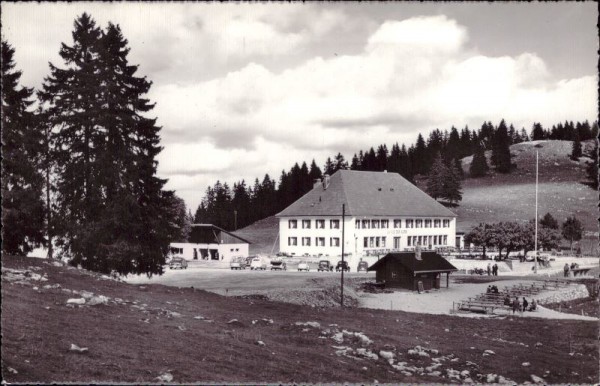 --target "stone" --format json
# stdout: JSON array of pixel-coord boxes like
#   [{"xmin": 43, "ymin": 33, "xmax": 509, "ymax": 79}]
[
  {"xmin": 67, "ymin": 298, "xmax": 86, "ymax": 305},
  {"xmin": 7, "ymin": 367, "xmax": 18, "ymax": 374},
  {"xmin": 530, "ymin": 374, "xmax": 545, "ymax": 384},
  {"xmin": 194, "ymin": 316, "xmax": 205, "ymax": 320},
  {"xmin": 257, "ymin": 340, "xmax": 266, "ymax": 346},
  {"xmin": 379, "ymin": 350, "xmax": 394, "ymax": 361},
  {"xmin": 483, "ymin": 350, "xmax": 495, "ymax": 355},
  {"xmin": 87, "ymin": 295, "xmax": 109, "ymax": 306},
  {"xmin": 522, "ymin": 362, "xmax": 531, "ymax": 367},
  {"xmin": 156, "ymin": 372, "xmax": 173, "ymax": 382},
  {"xmin": 70, "ymin": 343, "xmax": 88, "ymax": 353}
]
